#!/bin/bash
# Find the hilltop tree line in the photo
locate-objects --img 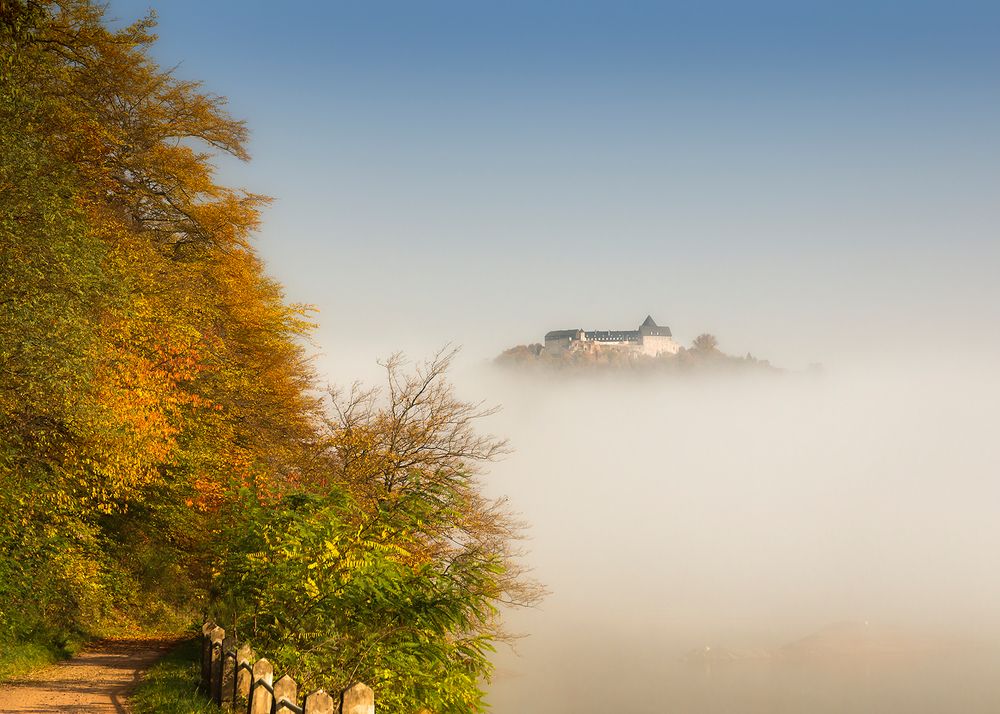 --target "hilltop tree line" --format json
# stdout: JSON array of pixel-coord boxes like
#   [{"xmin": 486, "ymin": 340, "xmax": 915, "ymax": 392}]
[
  {"xmin": 0, "ymin": 2, "xmax": 536, "ymax": 711},
  {"xmin": 495, "ymin": 332, "xmax": 778, "ymax": 373}
]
